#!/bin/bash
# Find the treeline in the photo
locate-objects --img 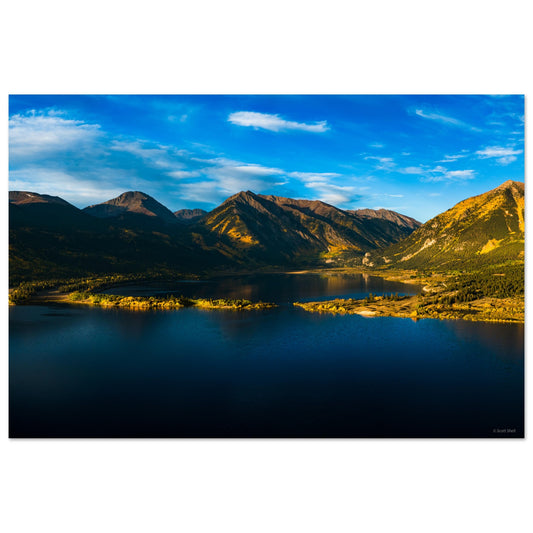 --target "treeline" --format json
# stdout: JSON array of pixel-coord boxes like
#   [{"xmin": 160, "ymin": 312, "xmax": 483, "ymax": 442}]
[
  {"xmin": 55, "ymin": 272, "xmax": 185, "ymax": 293},
  {"xmin": 428, "ymin": 264, "xmax": 524, "ymax": 305},
  {"xmin": 8, "ymin": 280, "xmax": 57, "ymax": 304},
  {"xmin": 8, "ymin": 272, "xmax": 197, "ymax": 305},
  {"xmin": 364, "ymin": 293, "xmax": 405, "ymax": 303}
]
